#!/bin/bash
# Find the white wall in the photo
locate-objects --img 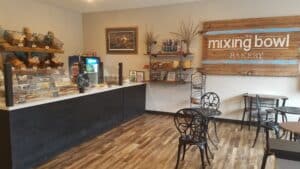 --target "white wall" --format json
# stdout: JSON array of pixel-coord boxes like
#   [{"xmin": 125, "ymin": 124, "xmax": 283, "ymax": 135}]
[
  {"xmin": 0, "ymin": 0, "xmax": 83, "ymax": 65},
  {"xmin": 83, "ymin": 0, "xmax": 300, "ymax": 120}
]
